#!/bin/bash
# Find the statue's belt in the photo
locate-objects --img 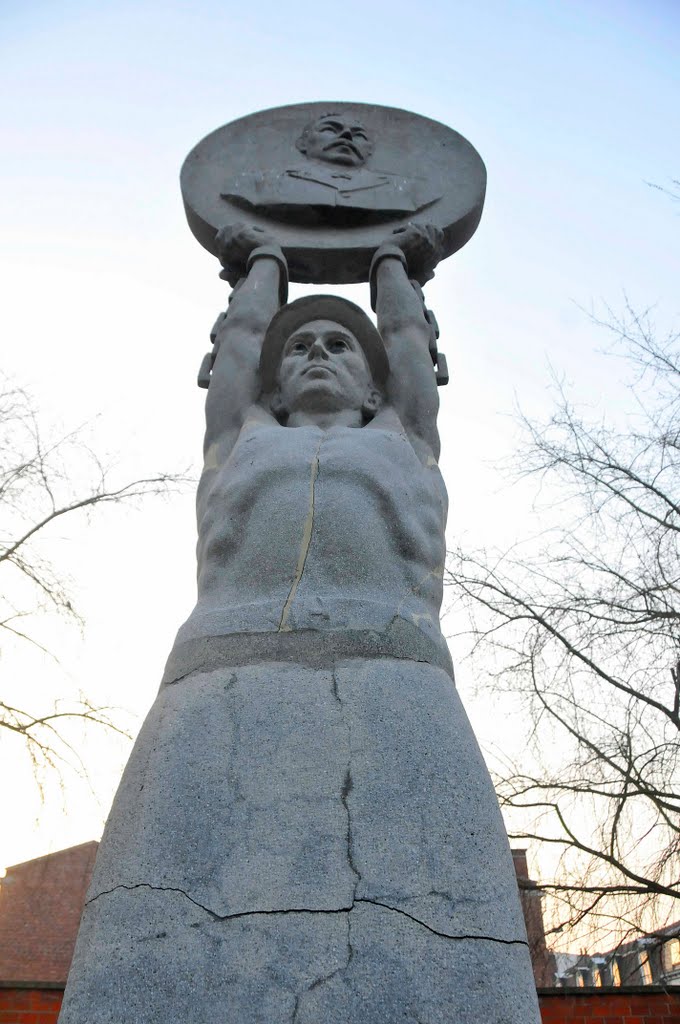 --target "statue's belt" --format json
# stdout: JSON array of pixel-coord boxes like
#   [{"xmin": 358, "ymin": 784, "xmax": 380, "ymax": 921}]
[{"xmin": 162, "ymin": 623, "xmax": 454, "ymax": 685}]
